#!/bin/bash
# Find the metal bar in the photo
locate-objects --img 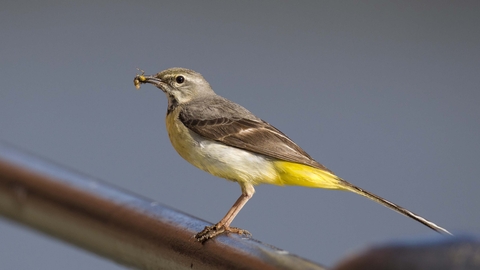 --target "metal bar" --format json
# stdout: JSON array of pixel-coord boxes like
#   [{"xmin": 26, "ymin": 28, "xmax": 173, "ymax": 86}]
[{"xmin": 0, "ymin": 143, "xmax": 326, "ymax": 270}]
